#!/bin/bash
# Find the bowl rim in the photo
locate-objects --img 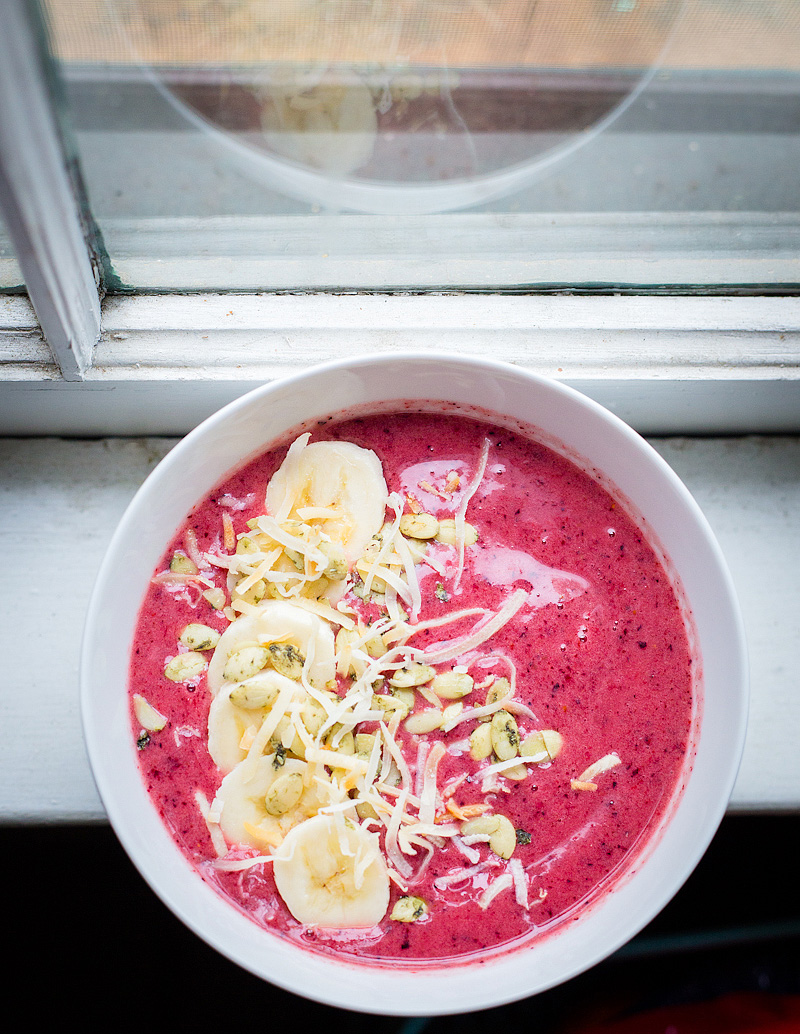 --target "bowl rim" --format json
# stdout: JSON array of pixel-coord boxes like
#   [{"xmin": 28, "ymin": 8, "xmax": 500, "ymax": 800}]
[{"xmin": 80, "ymin": 352, "xmax": 749, "ymax": 1015}]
